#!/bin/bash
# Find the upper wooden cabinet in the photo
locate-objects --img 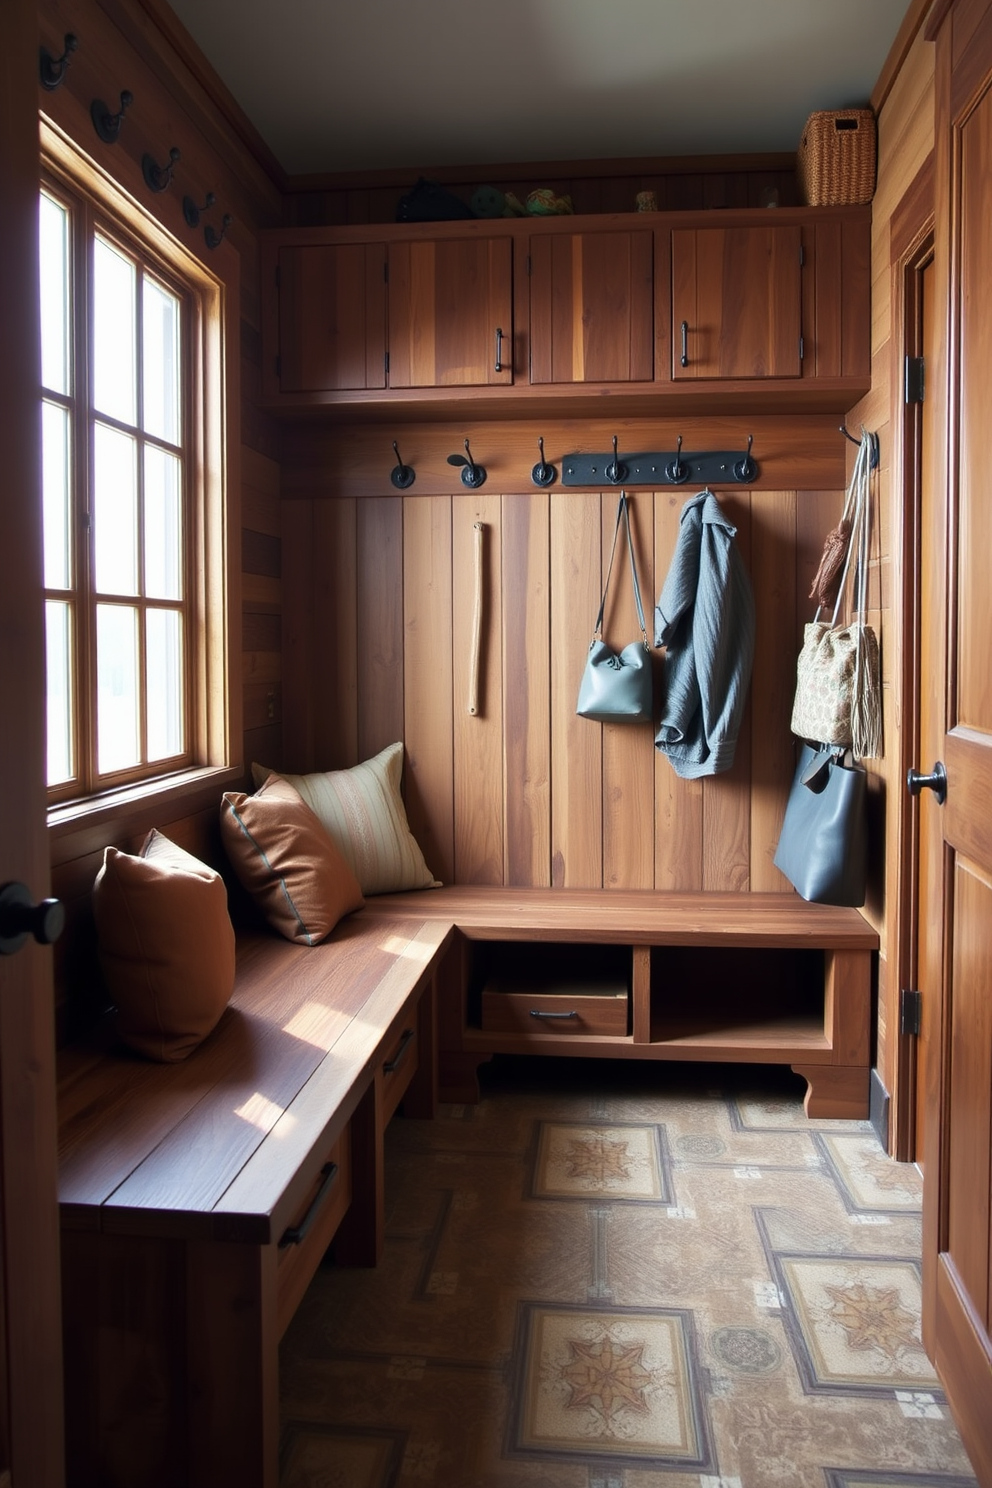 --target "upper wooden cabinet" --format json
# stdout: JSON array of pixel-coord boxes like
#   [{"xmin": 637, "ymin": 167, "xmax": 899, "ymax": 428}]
[
  {"xmin": 528, "ymin": 229, "xmax": 653, "ymax": 384},
  {"xmin": 671, "ymin": 224, "xmax": 803, "ymax": 379},
  {"xmin": 260, "ymin": 206, "xmax": 871, "ymax": 413},
  {"xmin": 386, "ymin": 238, "xmax": 513, "ymax": 388}
]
